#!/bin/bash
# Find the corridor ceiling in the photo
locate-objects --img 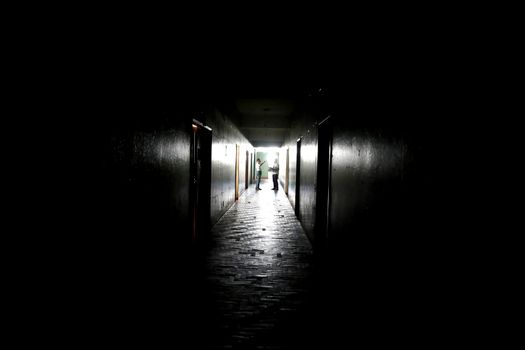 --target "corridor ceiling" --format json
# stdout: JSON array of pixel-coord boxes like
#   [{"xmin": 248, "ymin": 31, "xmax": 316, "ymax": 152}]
[
  {"xmin": 222, "ymin": 86, "xmax": 309, "ymax": 148},
  {"xmin": 234, "ymin": 97, "xmax": 295, "ymax": 148}
]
